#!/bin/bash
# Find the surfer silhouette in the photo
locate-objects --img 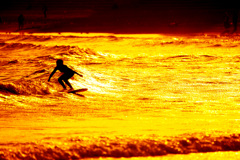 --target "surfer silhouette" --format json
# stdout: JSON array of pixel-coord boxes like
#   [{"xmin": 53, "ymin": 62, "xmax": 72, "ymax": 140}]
[
  {"xmin": 232, "ymin": 10, "xmax": 238, "ymax": 33},
  {"xmin": 42, "ymin": 4, "xmax": 48, "ymax": 19},
  {"xmin": 18, "ymin": 14, "xmax": 24, "ymax": 30},
  {"xmin": 48, "ymin": 59, "xmax": 83, "ymax": 90}
]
